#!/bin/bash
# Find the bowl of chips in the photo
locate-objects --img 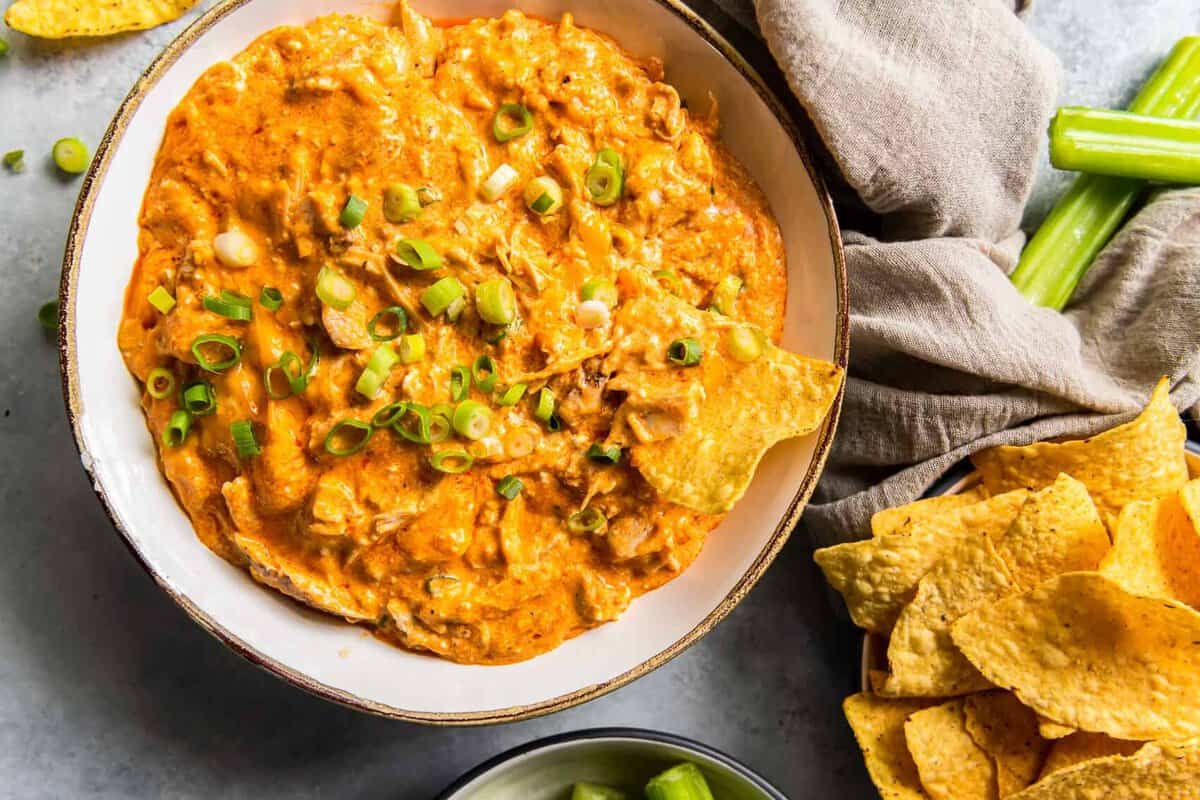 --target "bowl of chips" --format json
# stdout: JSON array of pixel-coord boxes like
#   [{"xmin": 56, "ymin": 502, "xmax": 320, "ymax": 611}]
[{"xmin": 817, "ymin": 378, "xmax": 1200, "ymax": 798}]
